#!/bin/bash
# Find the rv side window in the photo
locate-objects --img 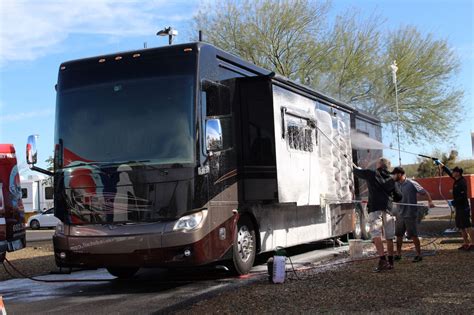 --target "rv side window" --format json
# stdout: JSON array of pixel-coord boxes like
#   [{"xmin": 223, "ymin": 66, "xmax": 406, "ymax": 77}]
[
  {"xmin": 287, "ymin": 124, "xmax": 314, "ymax": 152},
  {"xmin": 202, "ymin": 80, "xmax": 231, "ymax": 116},
  {"xmin": 22, "ymin": 188, "xmax": 28, "ymax": 199},
  {"xmin": 45, "ymin": 187, "xmax": 54, "ymax": 200},
  {"xmin": 304, "ymin": 129, "xmax": 314, "ymax": 152}
]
